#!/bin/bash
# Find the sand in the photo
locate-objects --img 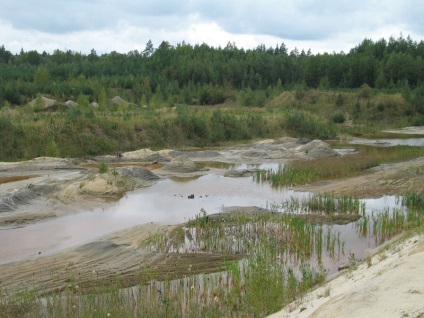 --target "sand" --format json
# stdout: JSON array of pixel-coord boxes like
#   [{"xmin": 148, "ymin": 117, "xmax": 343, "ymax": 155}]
[{"xmin": 268, "ymin": 233, "xmax": 424, "ymax": 318}]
